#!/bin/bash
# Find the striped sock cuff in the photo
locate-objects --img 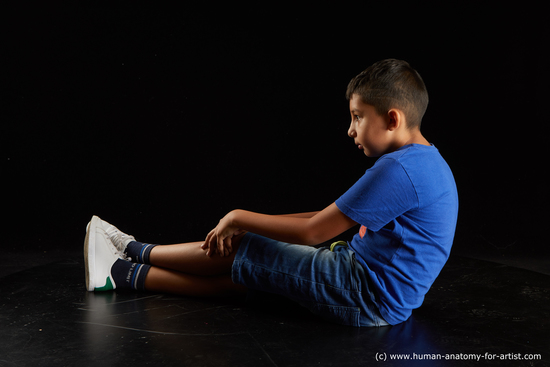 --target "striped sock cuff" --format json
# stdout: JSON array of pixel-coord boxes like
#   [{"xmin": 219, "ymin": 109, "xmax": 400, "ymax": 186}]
[
  {"xmin": 130, "ymin": 263, "xmax": 151, "ymax": 291},
  {"xmin": 111, "ymin": 259, "xmax": 151, "ymax": 291},
  {"xmin": 125, "ymin": 241, "xmax": 157, "ymax": 264},
  {"xmin": 139, "ymin": 244, "xmax": 156, "ymax": 264}
]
